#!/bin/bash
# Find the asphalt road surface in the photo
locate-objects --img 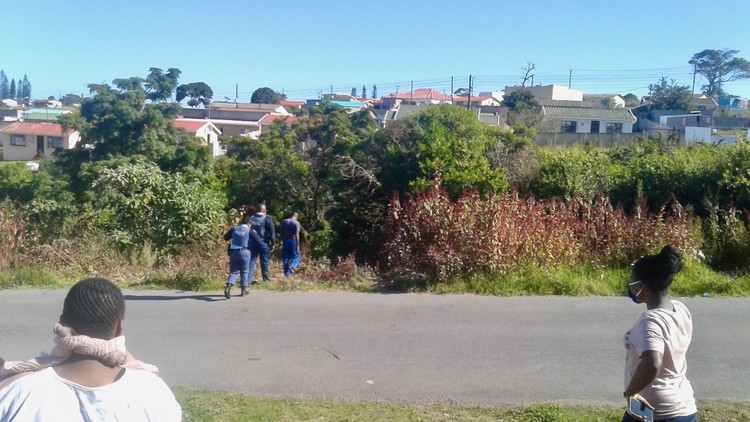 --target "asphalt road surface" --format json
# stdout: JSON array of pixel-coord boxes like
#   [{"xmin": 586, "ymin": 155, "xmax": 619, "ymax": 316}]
[{"xmin": 1, "ymin": 289, "xmax": 748, "ymax": 407}]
